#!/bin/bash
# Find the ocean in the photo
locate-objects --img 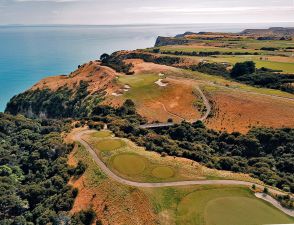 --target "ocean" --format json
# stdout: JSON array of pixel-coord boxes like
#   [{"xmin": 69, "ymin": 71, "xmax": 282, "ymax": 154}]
[{"xmin": 1, "ymin": 23, "xmax": 293, "ymax": 111}]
